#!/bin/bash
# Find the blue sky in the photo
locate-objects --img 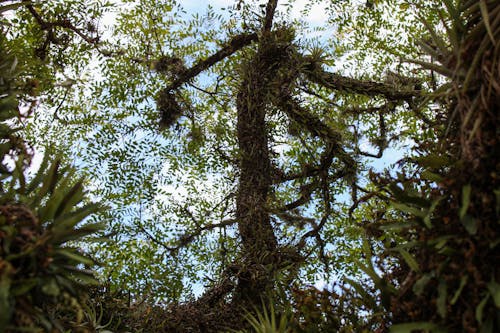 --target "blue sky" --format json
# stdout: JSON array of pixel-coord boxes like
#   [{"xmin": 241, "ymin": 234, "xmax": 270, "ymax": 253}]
[{"xmin": 15, "ymin": 0, "xmax": 409, "ymax": 298}]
